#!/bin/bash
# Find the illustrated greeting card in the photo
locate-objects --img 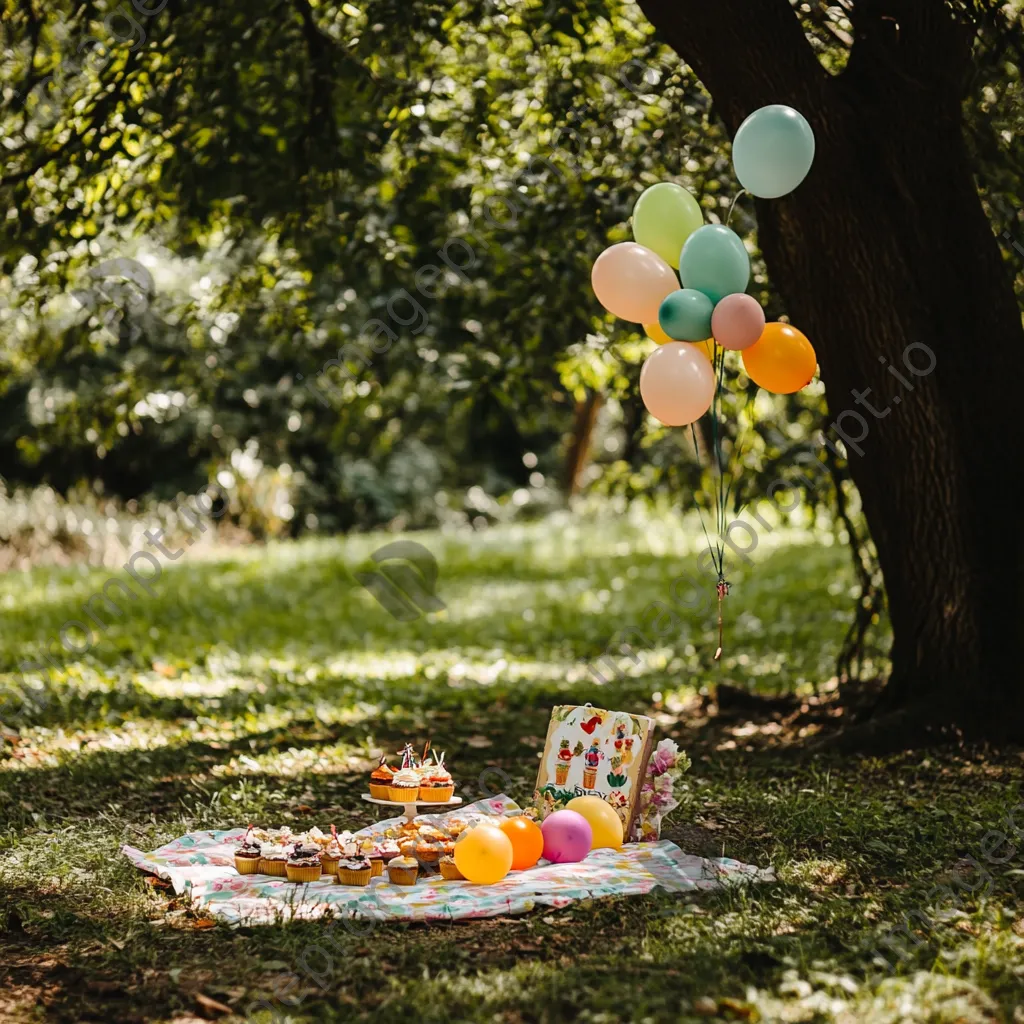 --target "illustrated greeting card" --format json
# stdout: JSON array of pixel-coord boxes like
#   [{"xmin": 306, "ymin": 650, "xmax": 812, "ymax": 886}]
[{"xmin": 533, "ymin": 705, "xmax": 655, "ymax": 839}]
